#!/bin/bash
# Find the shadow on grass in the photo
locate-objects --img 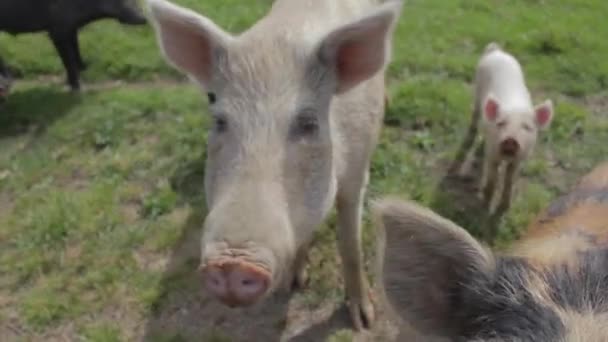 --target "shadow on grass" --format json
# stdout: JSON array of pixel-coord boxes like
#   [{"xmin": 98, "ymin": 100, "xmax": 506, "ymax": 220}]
[
  {"xmin": 289, "ymin": 305, "xmax": 360, "ymax": 342},
  {"xmin": 0, "ymin": 86, "xmax": 81, "ymax": 137},
  {"xmin": 429, "ymin": 133, "xmax": 508, "ymax": 244}
]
